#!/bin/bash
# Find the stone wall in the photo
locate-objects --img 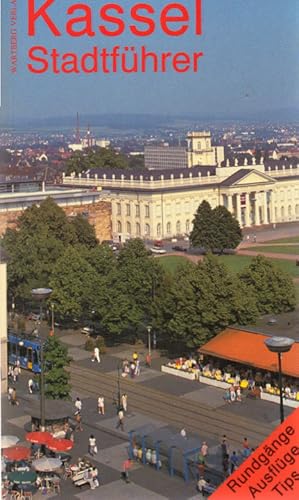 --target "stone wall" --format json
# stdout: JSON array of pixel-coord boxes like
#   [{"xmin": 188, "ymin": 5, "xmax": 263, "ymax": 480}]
[{"xmin": 0, "ymin": 200, "xmax": 112, "ymax": 242}]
